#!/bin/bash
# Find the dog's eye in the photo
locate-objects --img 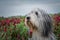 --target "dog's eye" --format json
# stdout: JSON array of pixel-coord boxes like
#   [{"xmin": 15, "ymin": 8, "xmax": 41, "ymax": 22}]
[{"xmin": 35, "ymin": 12, "xmax": 38, "ymax": 16}]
